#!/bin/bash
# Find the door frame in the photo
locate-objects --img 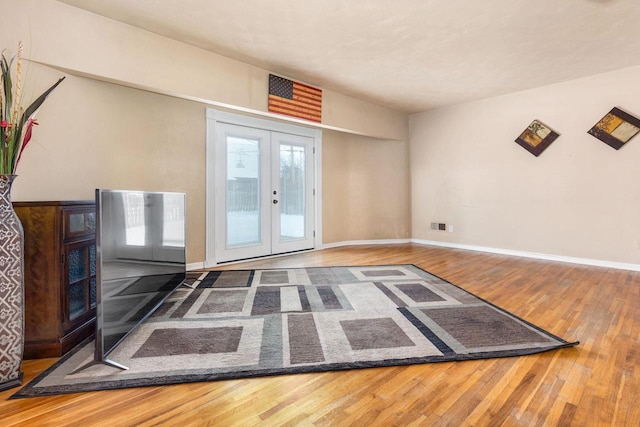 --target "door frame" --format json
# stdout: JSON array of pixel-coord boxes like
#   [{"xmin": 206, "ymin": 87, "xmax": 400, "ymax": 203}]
[{"xmin": 205, "ymin": 108, "xmax": 323, "ymax": 267}]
